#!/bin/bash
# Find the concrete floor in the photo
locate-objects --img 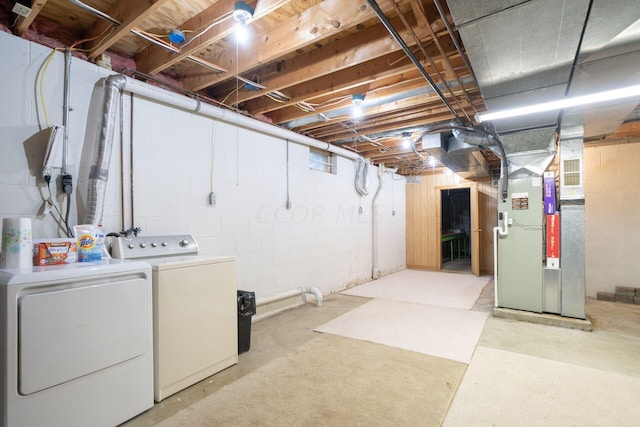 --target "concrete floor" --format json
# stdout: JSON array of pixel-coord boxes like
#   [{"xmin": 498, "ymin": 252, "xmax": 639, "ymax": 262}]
[{"xmin": 124, "ymin": 279, "xmax": 640, "ymax": 426}]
